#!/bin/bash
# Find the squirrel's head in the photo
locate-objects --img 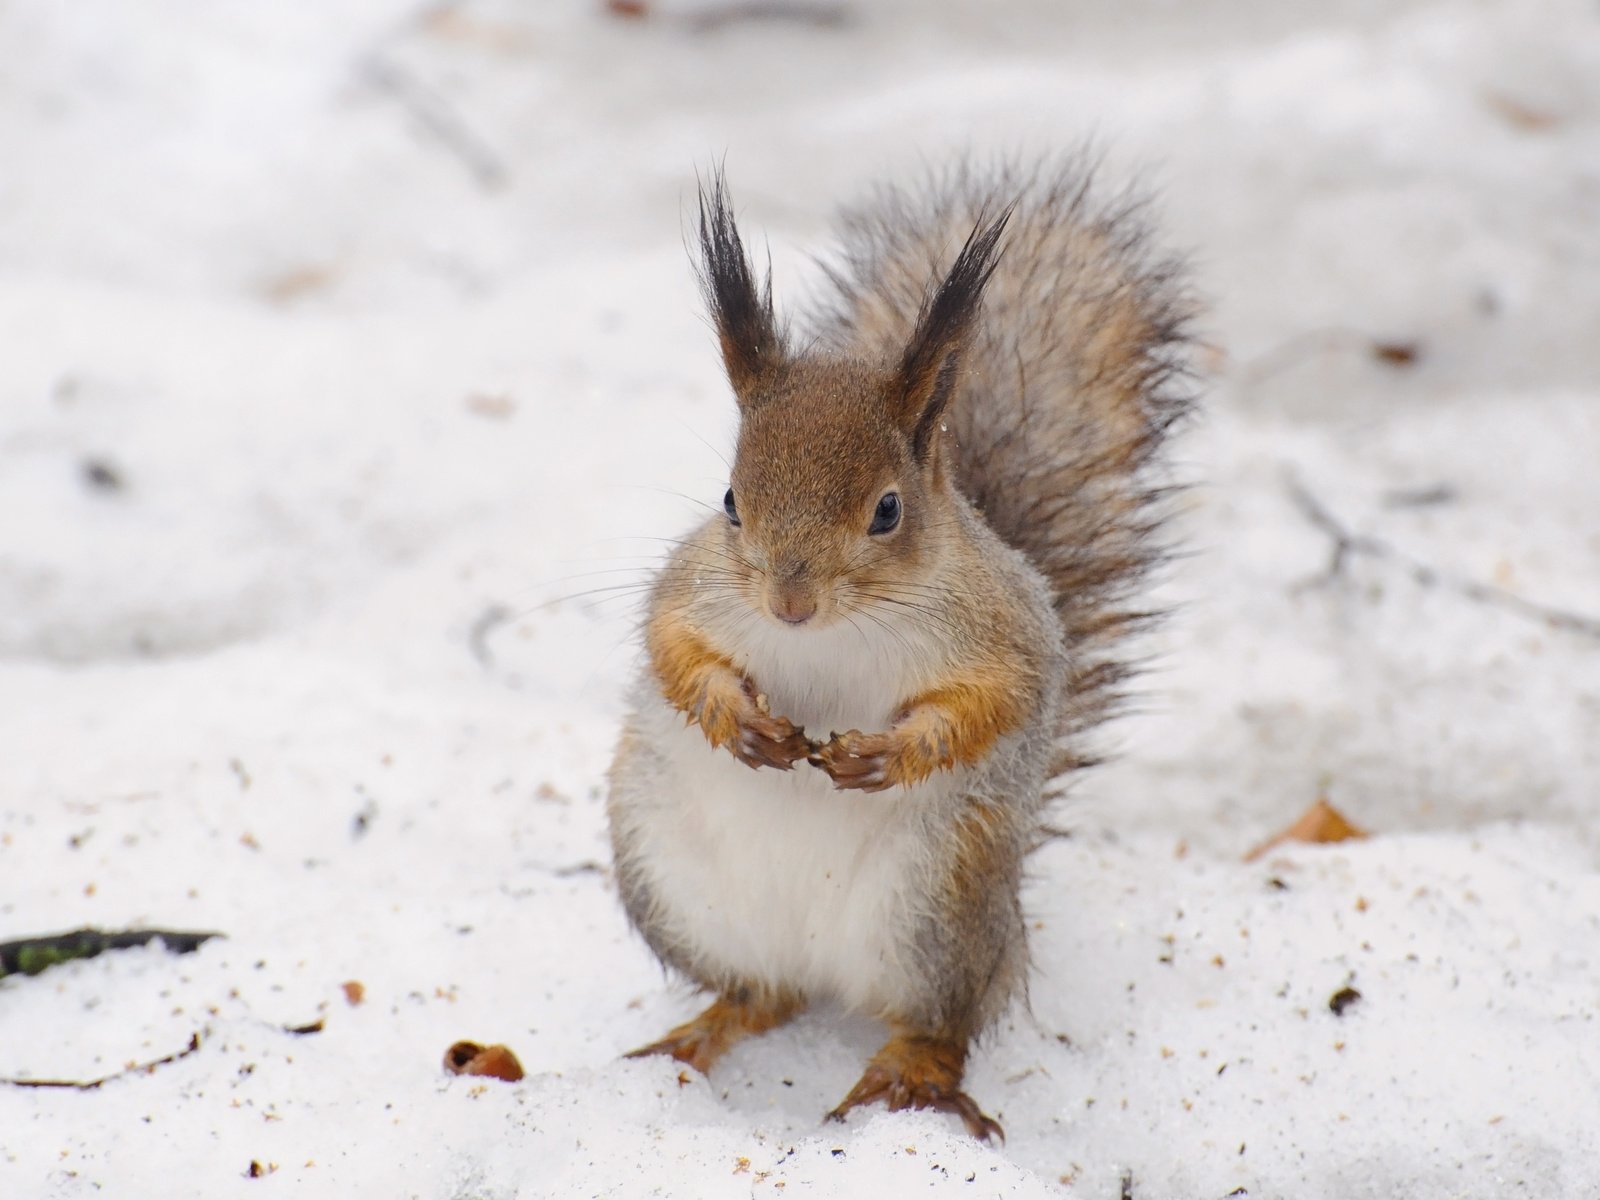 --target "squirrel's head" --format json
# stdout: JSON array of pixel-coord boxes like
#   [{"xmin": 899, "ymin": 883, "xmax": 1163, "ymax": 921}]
[{"xmin": 696, "ymin": 173, "xmax": 1008, "ymax": 631}]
